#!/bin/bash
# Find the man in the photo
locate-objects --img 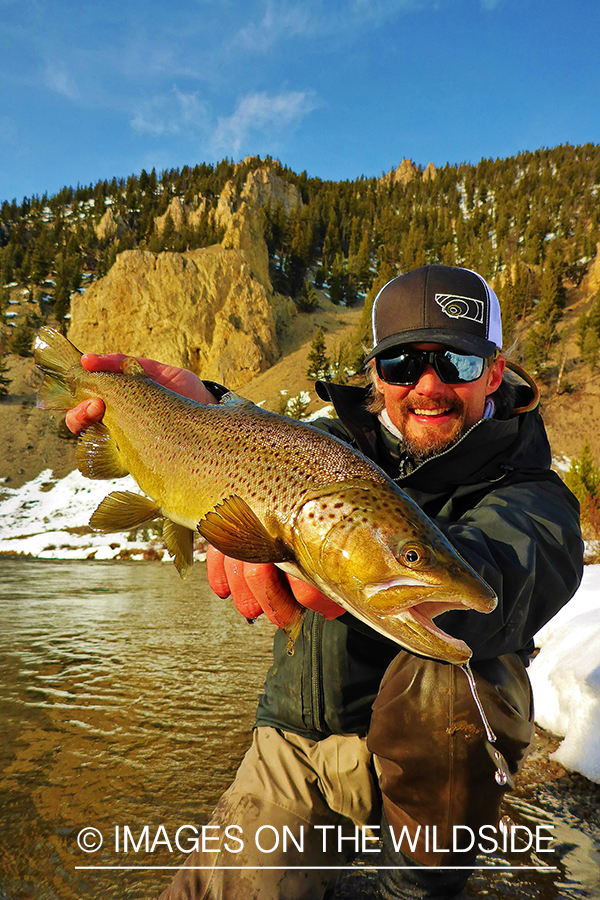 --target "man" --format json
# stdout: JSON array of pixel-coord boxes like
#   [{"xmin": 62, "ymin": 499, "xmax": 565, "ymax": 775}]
[{"xmin": 67, "ymin": 265, "xmax": 583, "ymax": 900}]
